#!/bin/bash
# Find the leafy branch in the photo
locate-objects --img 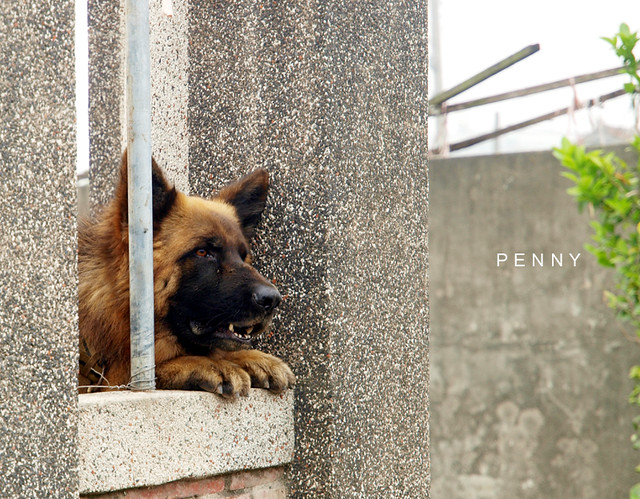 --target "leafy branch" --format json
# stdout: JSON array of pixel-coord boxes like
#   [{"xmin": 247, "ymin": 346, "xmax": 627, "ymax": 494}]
[{"xmin": 554, "ymin": 24, "xmax": 640, "ymax": 497}]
